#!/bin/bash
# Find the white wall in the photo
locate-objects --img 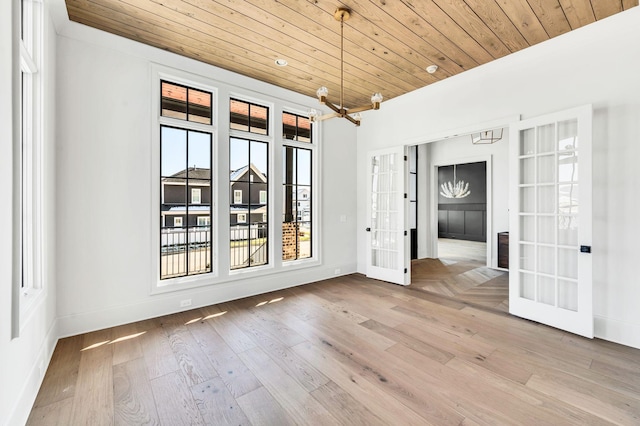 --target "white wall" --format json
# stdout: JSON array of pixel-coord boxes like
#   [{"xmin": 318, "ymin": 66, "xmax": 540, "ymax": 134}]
[
  {"xmin": 357, "ymin": 7, "xmax": 640, "ymax": 349},
  {"xmin": 53, "ymin": 17, "xmax": 358, "ymax": 337},
  {"xmin": 1, "ymin": 2, "xmax": 59, "ymax": 425},
  {"xmin": 420, "ymin": 133, "xmax": 509, "ymax": 268}
]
